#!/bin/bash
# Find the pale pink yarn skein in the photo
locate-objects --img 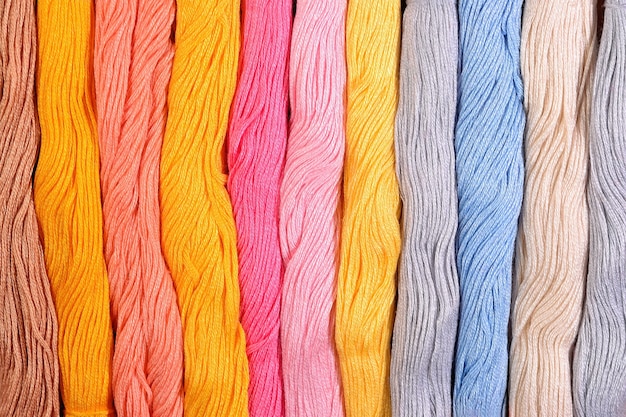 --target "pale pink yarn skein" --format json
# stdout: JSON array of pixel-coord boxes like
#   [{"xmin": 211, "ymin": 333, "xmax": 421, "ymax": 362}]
[{"xmin": 279, "ymin": 0, "xmax": 347, "ymax": 416}]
